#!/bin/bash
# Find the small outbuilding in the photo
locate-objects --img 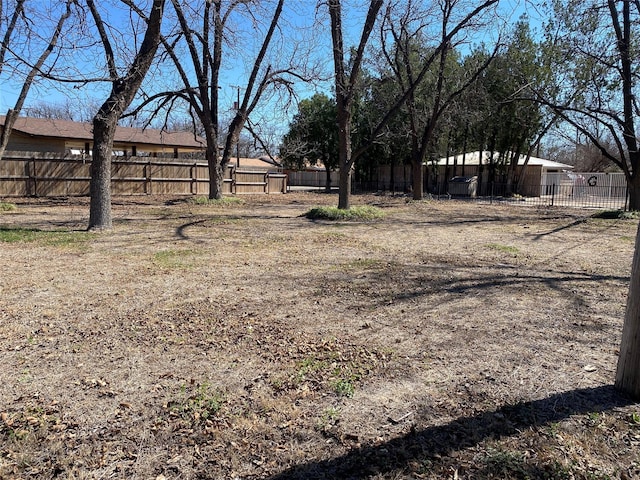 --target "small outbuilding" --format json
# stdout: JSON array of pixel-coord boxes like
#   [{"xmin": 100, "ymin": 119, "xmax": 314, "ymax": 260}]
[{"xmin": 433, "ymin": 151, "xmax": 574, "ymax": 197}]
